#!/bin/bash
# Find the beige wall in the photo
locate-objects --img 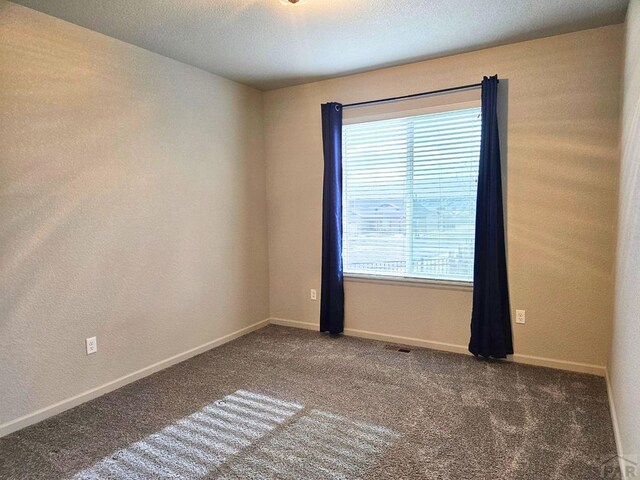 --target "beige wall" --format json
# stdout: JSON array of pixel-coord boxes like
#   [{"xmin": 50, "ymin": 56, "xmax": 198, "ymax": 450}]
[
  {"xmin": 610, "ymin": 0, "xmax": 640, "ymax": 460},
  {"xmin": 264, "ymin": 25, "xmax": 623, "ymax": 369},
  {"xmin": 0, "ymin": 2, "xmax": 269, "ymax": 427}
]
